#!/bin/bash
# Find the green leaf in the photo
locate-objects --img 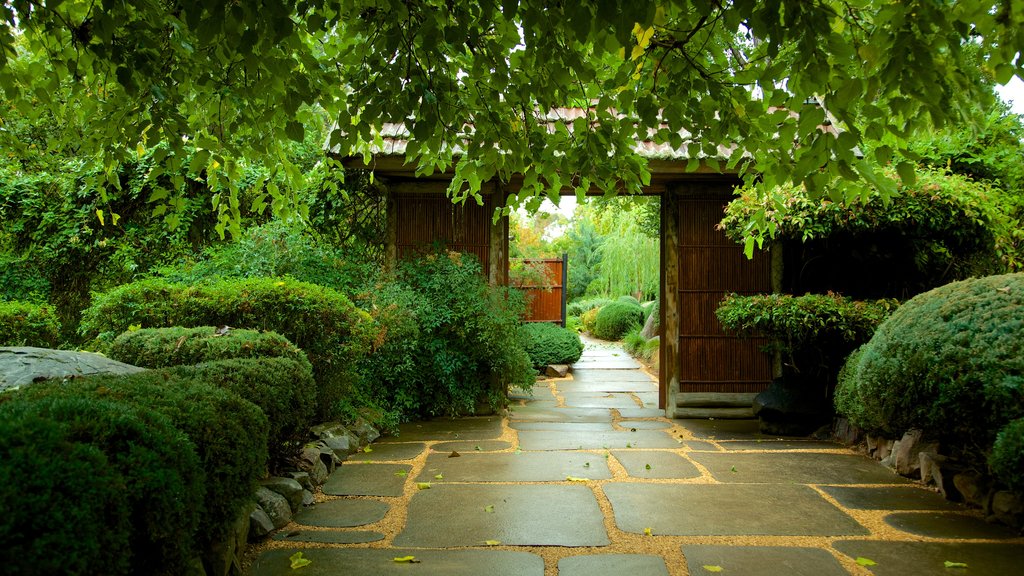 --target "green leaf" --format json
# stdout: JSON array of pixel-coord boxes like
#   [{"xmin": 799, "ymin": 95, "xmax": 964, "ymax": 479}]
[
  {"xmin": 393, "ymin": 556, "xmax": 420, "ymax": 563},
  {"xmin": 484, "ymin": 505, "xmax": 495, "ymax": 513},
  {"xmin": 855, "ymin": 557, "xmax": 877, "ymax": 567},
  {"xmin": 944, "ymin": 561, "xmax": 968, "ymax": 569},
  {"xmin": 289, "ymin": 552, "xmax": 312, "ymax": 569},
  {"xmin": 417, "ymin": 482, "xmax": 432, "ymax": 490},
  {"xmin": 895, "ymin": 161, "xmax": 916, "ymax": 186},
  {"xmin": 702, "ymin": 566, "xmax": 723, "ymax": 573},
  {"xmin": 285, "ymin": 120, "xmax": 305, "ymax": 142},
  {"xmin": 484, "ymin": 540, "xmax": 501, "ymax": 546}
]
